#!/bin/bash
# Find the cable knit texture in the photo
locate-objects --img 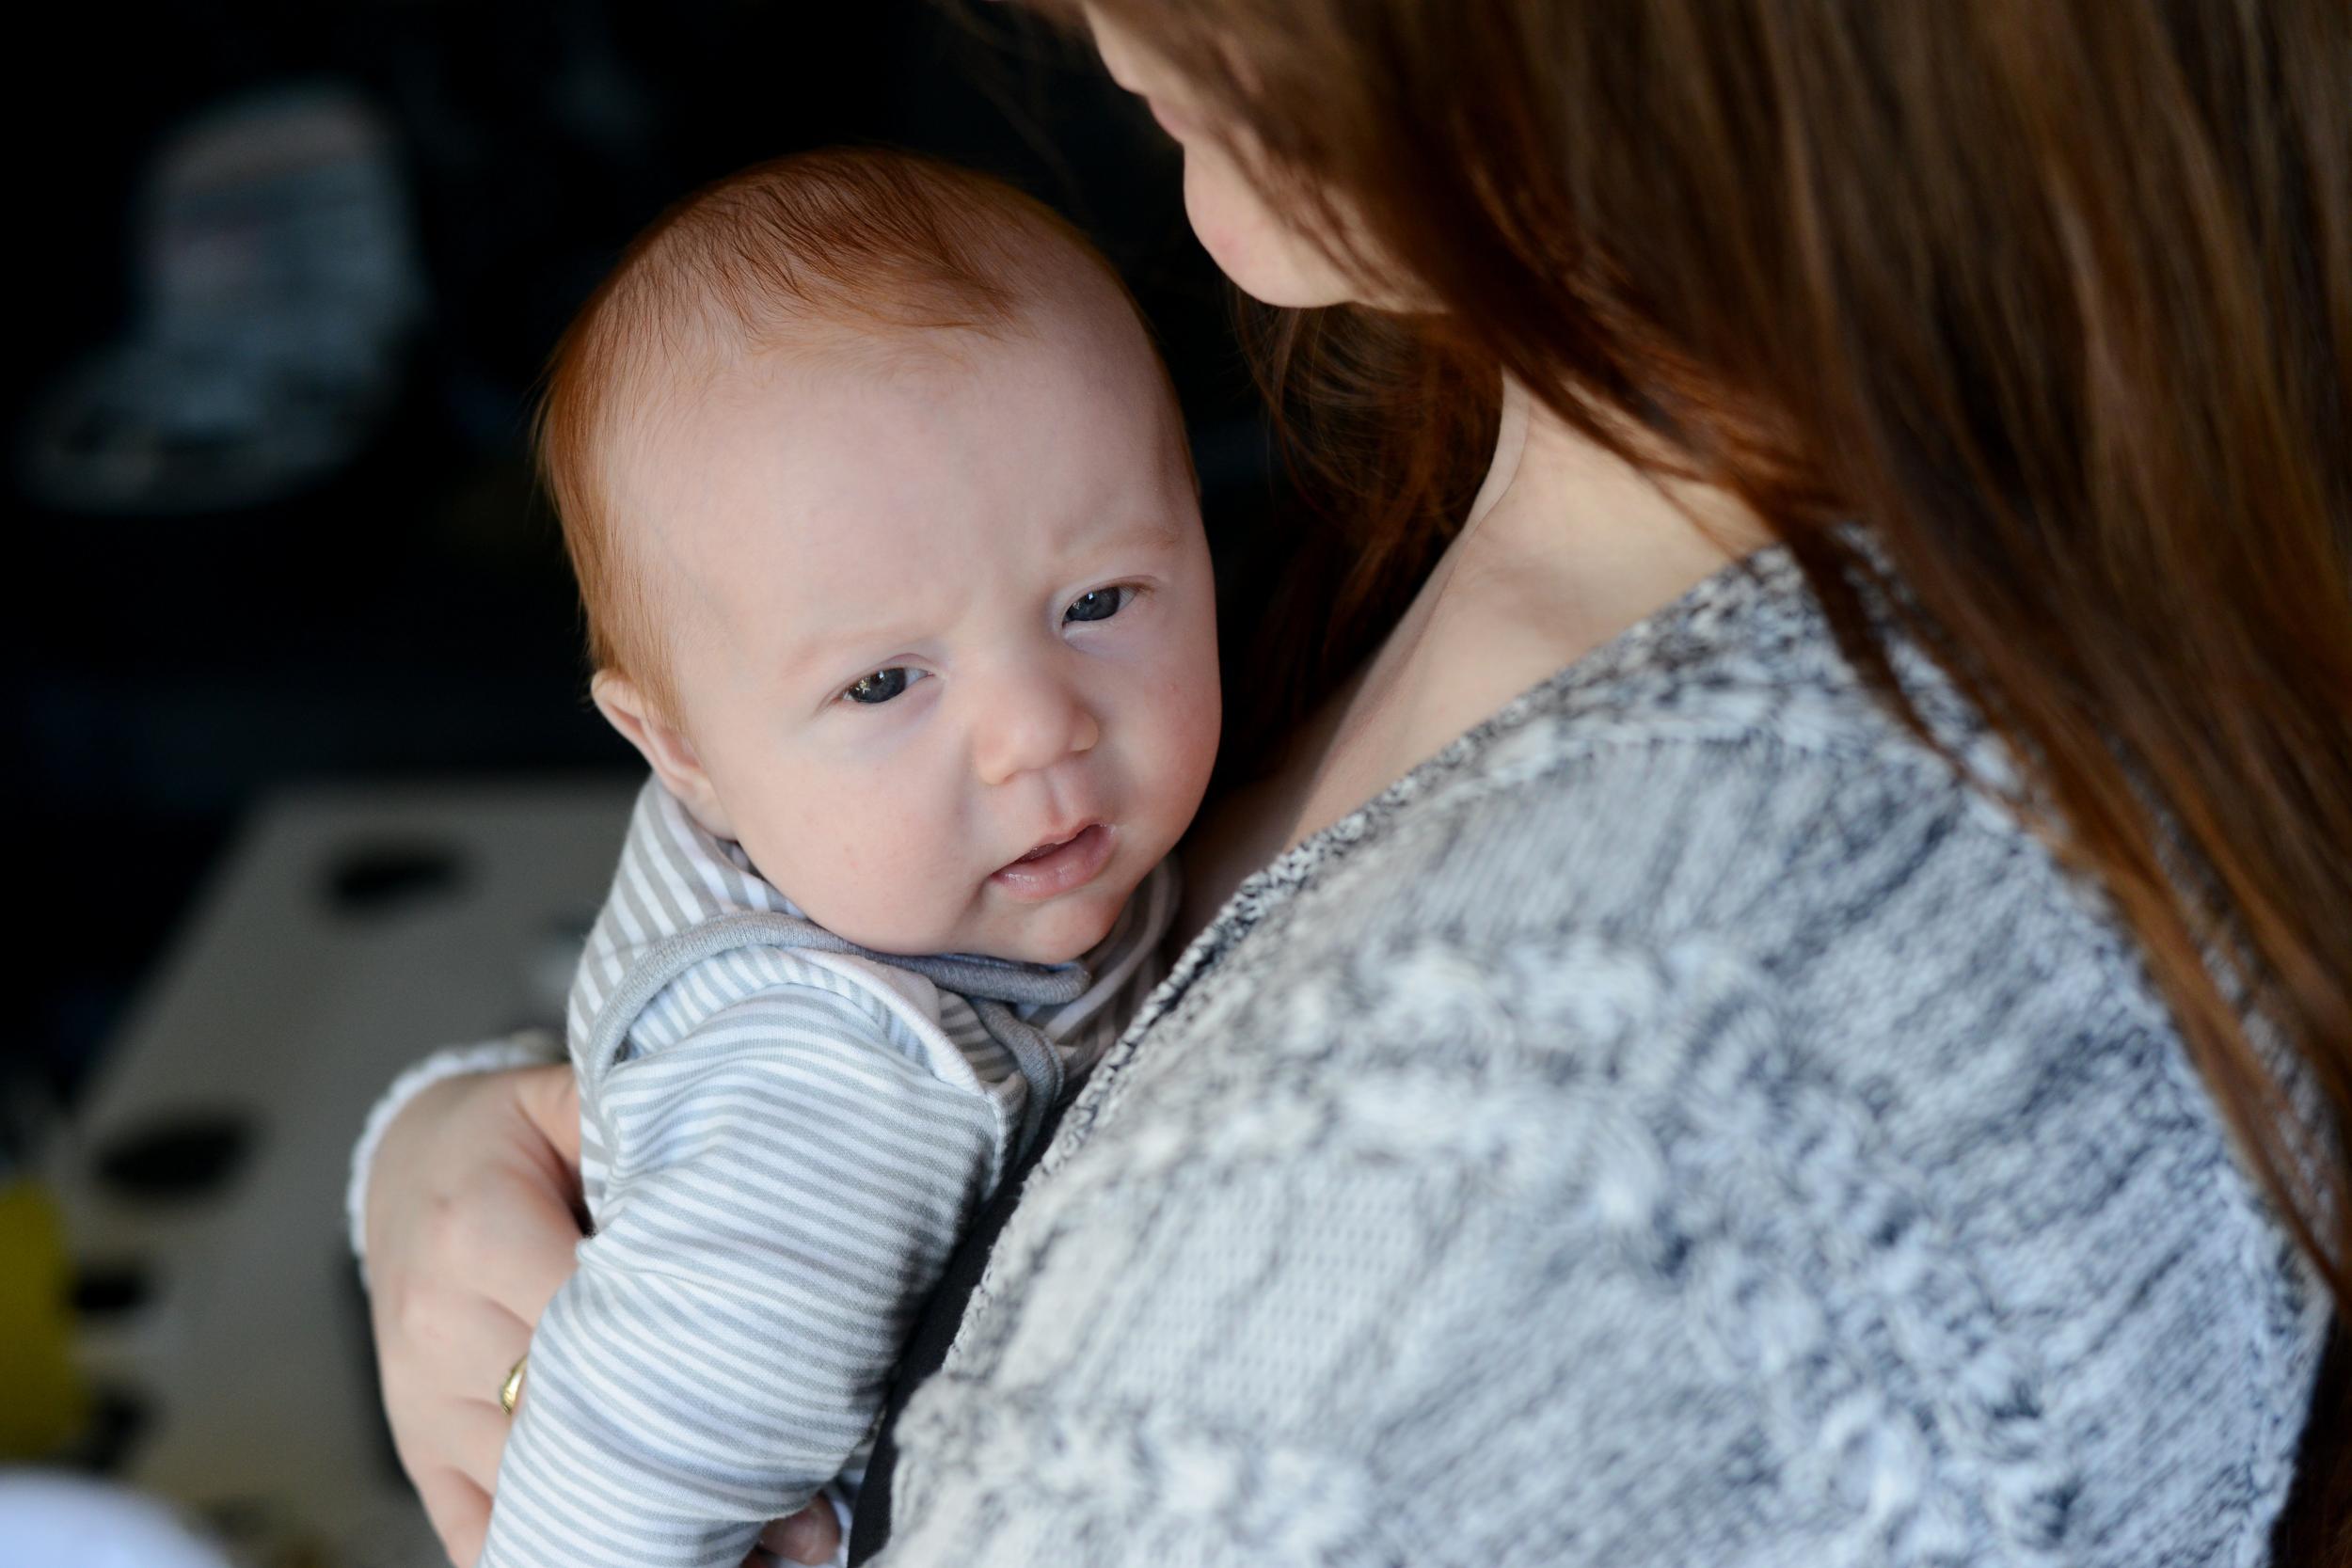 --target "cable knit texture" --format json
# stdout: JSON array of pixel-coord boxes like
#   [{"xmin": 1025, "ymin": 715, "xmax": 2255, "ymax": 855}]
[{"xmin": 876, "ymin": 546, "xmax": 2329, "ymax": 1567}]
